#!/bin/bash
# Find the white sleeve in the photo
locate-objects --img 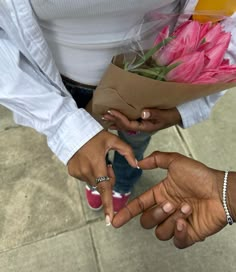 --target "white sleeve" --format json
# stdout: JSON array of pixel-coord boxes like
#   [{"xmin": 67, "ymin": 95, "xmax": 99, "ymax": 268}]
[
  {"xmin": 177, "ymin": 91, "xmax": 226, "ymax": 128},
  {"xmin": 0, "ymin": 33, "xmax": 103, "ymax": 165}
]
